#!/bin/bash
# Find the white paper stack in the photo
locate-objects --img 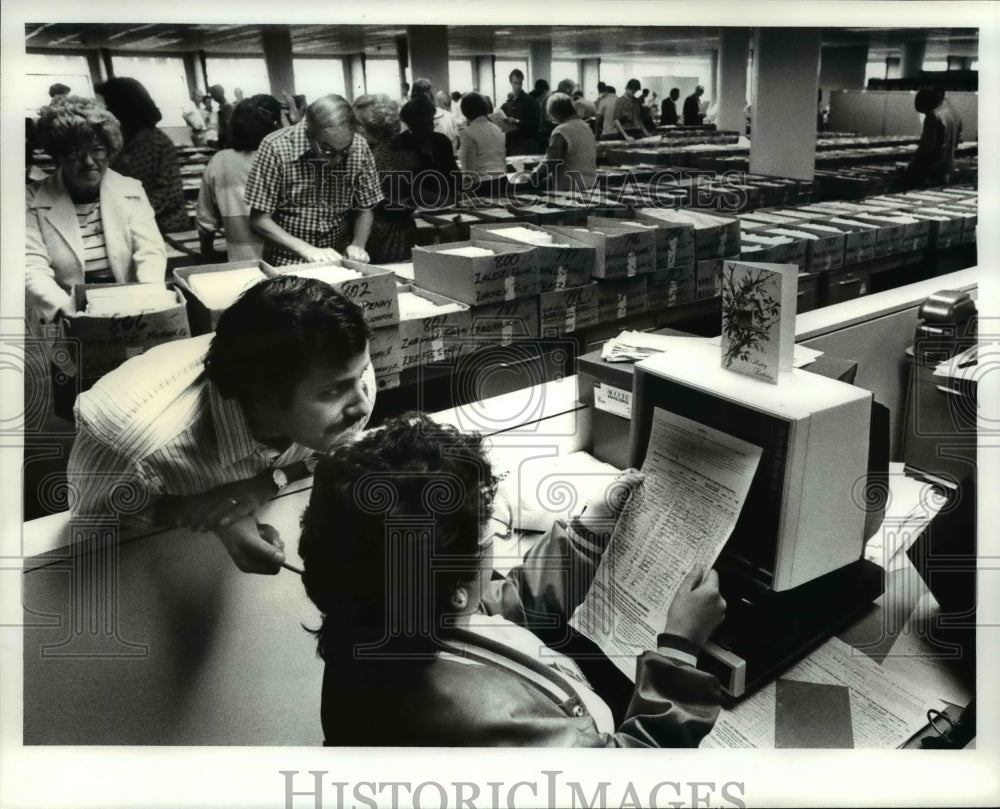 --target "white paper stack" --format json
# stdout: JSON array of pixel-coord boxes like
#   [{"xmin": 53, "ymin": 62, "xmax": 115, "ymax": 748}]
[
  {"xmin": 398, "ymin": 291, "xmax": 465, "ymax": 318},
  {"xmin": 281, "ymin": 265, "xmax": 363, "ymax": 284},
  {"xmin": 438, "ymin": 246, "xmax": 495, "ymax": 257},
  {"xmin": 378, "ymin": 261, "xmax": 415, "ymax": 281},
  {"xmin": 187, "ymin": 267, "xmax": 266, "ymax": 310},
  {"xmin": 601, "ymin": 330, "xmax": 712, "ymax": 362},
  {"xmin": 85, "ymin": 284, "xmax": 178, "ymax": 316},
  {"xmin": 486, "ymin": 227, "xmax": 567, "ymax": 247}
]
